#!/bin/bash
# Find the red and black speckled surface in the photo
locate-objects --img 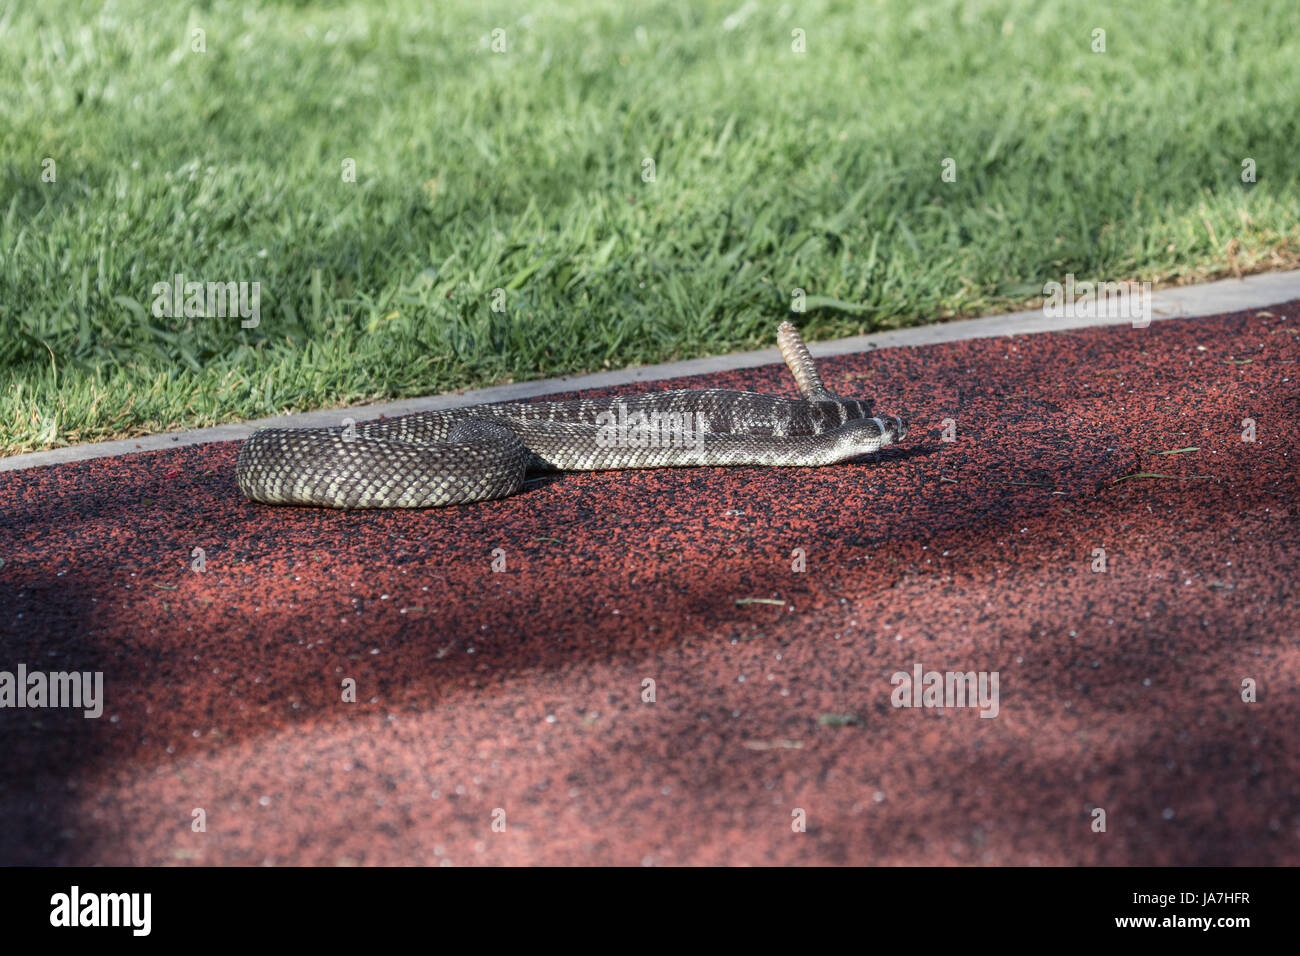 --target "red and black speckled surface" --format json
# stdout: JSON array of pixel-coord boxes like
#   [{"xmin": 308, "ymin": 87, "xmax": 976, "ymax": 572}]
[{"xmin": 1, "ymin": 305, "xmax": 1297, "ymax": 866}]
